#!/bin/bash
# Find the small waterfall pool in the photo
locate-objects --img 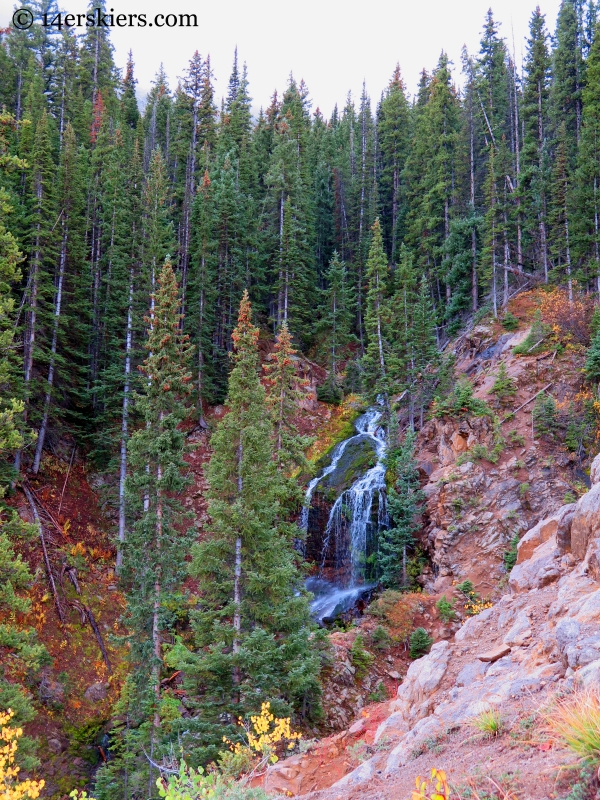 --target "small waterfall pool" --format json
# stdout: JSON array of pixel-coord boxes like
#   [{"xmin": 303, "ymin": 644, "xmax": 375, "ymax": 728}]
[{"xmin": 301, "ymin": 403, "xmax": 388, "ymax": 624}]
